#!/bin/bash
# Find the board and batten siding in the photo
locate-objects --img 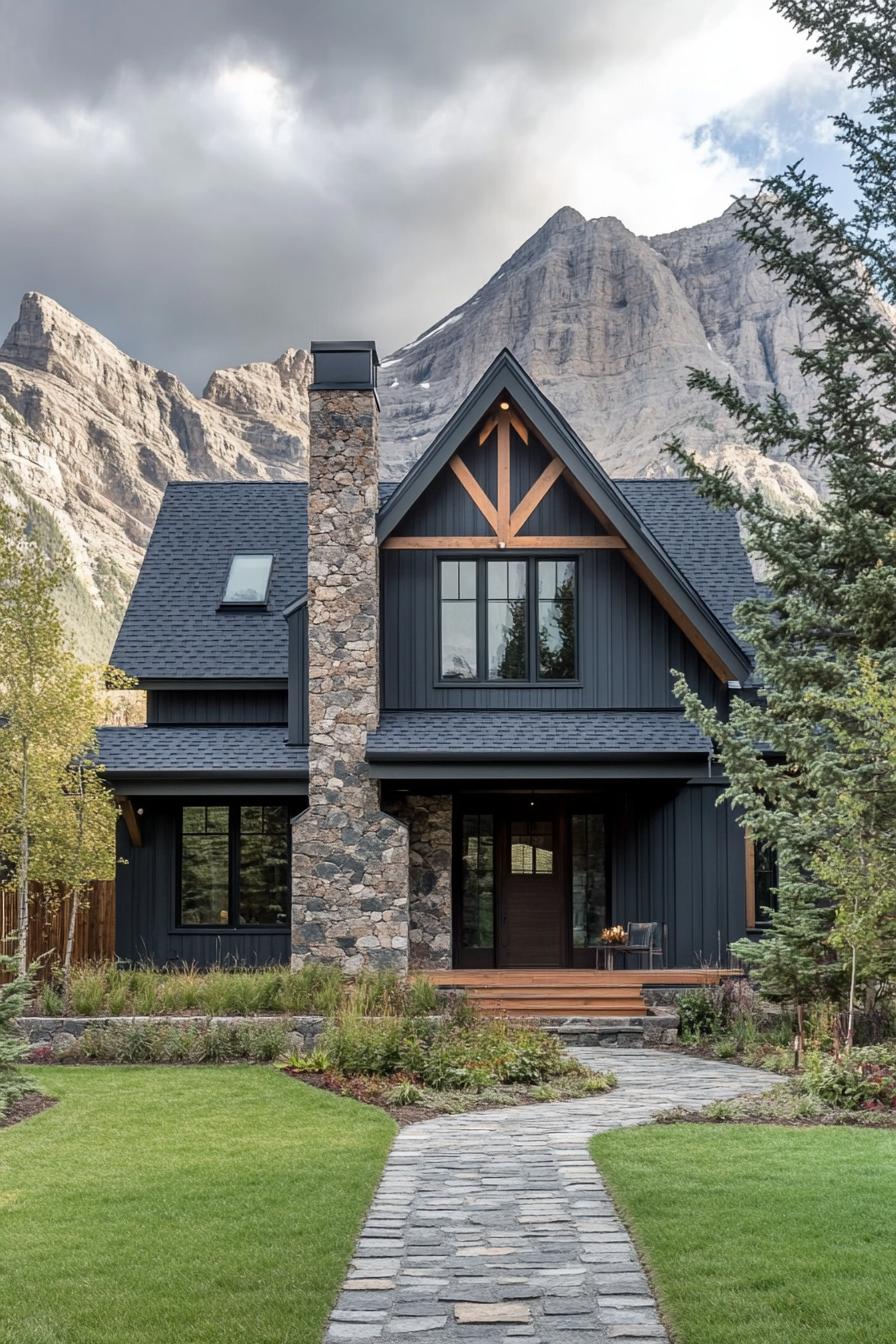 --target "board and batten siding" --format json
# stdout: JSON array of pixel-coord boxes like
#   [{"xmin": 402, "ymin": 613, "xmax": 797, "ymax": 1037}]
[
  {"xmin": 115, "ymin": 802, "xmax": 303, "ymax": 967},
  {"xmin": 379, "ymin": 420, "xmax": 727, "ymax": 711},
  {"xmin": 147, "ymin": 688, "xmax": 288, "ymax": 725},
  {"xmin": 608, "ymin": 781, "xmax": 747, "ymax": 967},
  {"xmin": 381, "ymin": 547, "xmax": 724, "ymax": 712}
]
